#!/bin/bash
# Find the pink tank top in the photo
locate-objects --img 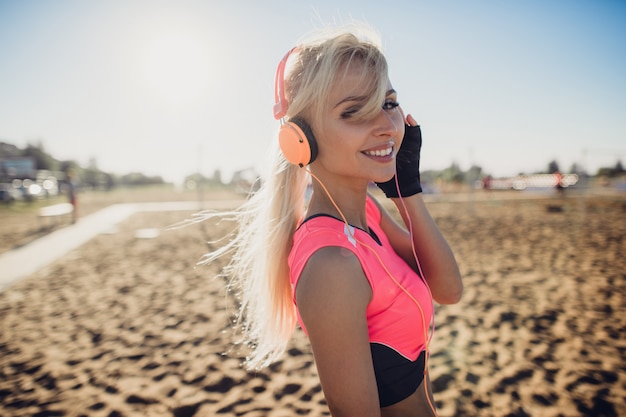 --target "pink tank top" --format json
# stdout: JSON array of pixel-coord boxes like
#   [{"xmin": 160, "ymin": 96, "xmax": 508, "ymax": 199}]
[{"xmin": 288, "ymin": 196, "xmax": 434, "ymax": 361}]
